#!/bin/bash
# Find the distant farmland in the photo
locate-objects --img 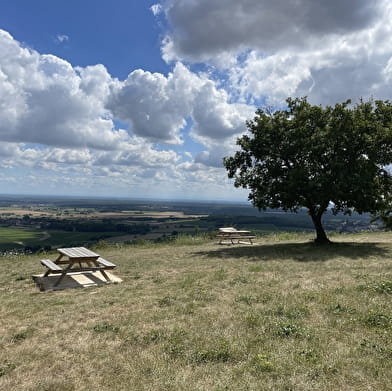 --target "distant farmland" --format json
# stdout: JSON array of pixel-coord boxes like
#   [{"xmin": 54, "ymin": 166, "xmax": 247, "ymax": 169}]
[
  {"xmin": 0, "ymin": 227, "xmax": 43, "ymax": 251},
  {"xmin": 0, "ymin": 195, "xmax": 380, "ymax": 252}
]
